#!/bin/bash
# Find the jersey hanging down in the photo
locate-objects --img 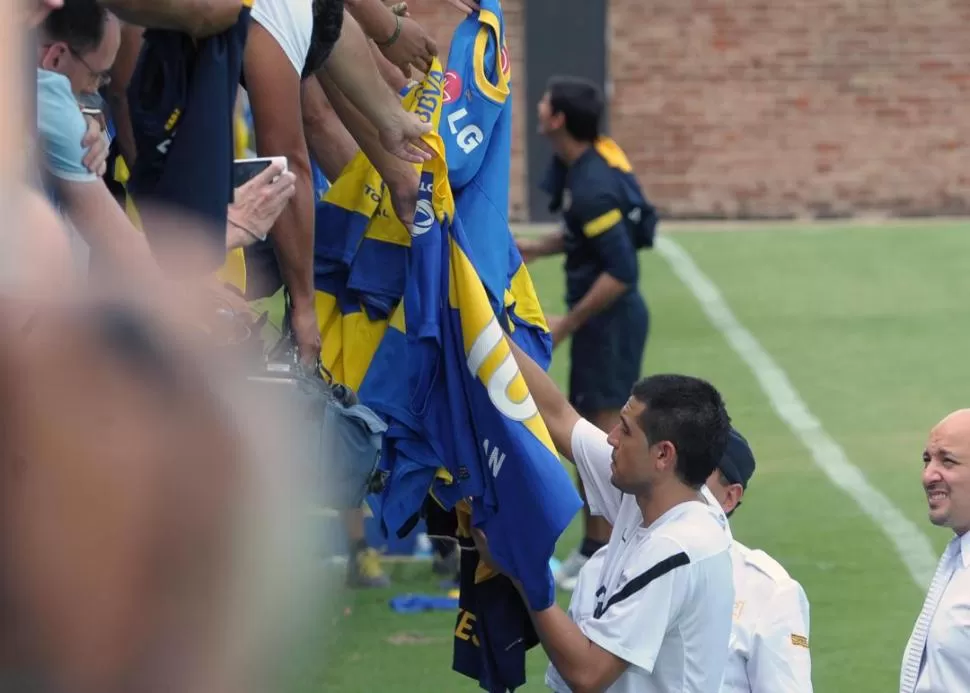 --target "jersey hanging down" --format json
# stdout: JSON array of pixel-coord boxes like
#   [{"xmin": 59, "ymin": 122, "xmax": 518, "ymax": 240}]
[
  {"xmin": 125, "ymin": 0, "xmax": 252, "ymax": 268},
  {"xmin": 360, "ymin": 63, "xmax": 580, "ymax": 611}
]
